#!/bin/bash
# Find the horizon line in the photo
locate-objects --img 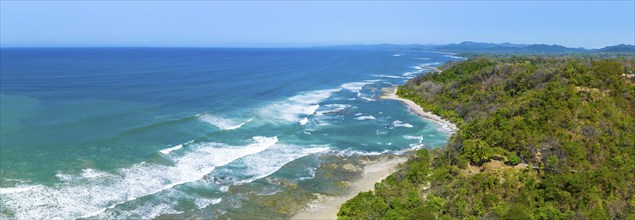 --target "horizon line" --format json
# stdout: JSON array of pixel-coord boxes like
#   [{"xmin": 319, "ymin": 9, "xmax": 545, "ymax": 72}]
[{"xmin": 0, "ymin": 42, "xmax": 633, "ymax": 50}]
